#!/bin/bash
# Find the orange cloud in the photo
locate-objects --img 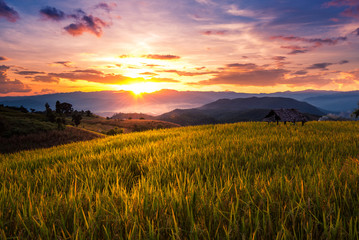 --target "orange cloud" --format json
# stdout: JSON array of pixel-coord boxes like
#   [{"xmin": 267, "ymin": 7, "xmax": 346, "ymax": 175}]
[{"xmin": 143, "ymin": 54, "xmax": 181, "ymax": 60}]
